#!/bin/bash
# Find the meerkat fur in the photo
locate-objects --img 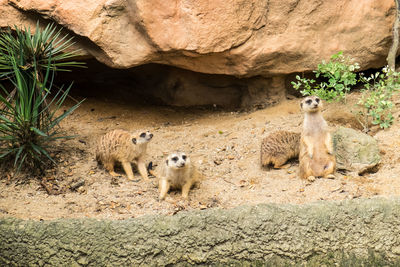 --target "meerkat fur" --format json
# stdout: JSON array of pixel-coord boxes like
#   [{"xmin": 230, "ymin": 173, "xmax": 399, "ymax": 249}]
[
  {"xmin": 260, "ymin": 130, "xmax": 301, "ymax": 168},
  {"xmin": 157, "ymin": 152, "xmax": 201, "ymax": 200},
  {"xmin": 96, "ymin": 129, "xmax": 153, "ymax": 181},
  {"xmin": 299, "ymin": 96, "xmax": 336, "ymax": 181}
]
